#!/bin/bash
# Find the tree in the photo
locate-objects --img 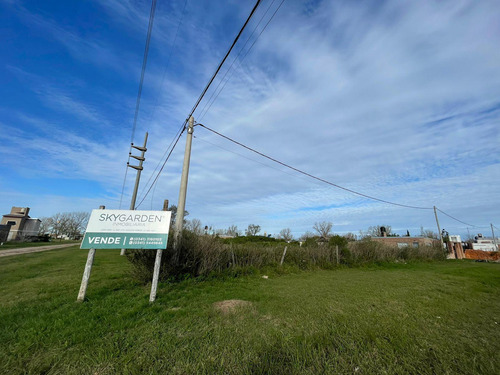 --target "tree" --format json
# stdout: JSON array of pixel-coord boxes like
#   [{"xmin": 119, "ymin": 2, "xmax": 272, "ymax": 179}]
[
  {"xmin": 226, "ymin": 225, "xmax": 240, "ymax": 237},
  {"xmin": 313, "ymin": 221, "xmax": 333, "ymax": 239},
  {"xmin": 420, "ymin": 226, "xmax": 438, "ymax": 239},
  {"xmin": 186, "ymin": 218, "xmax": 203, "ymax": 235},
  {"xmin": 343, "ymin": 232, "xmax": 357, "ymax": 241},
  {"xmin": 366, "ymin": 225, "xmax": 393, "ymax": 237},
  {"xmin": 39, "ymin": 211, "xmax": 90, "ymax": 239},
  {"xmin": 38, "ymin": 217, "xmax": 51, "ymax": 235},
  {"xmin": 167, "ymin": 204, "xmax": 189, "ymax": 226},
  {"xmin": 278, "ymin": 228, "xmax": 293, "ymax": 242},
  {"xmin": 299, "ymin": 231, "xmax": 315, "ymax": 242},
  {"xmin": 49, "ymin": 212, "xmax": 70, "ymax": 239},
  {"xmin": 245, "ymin": 224, "xmax": 261, "ymax": 236},
  {"xmin": 65, "ymin": 212, "xmax": 90, "ymax": 239}
]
